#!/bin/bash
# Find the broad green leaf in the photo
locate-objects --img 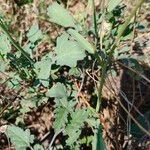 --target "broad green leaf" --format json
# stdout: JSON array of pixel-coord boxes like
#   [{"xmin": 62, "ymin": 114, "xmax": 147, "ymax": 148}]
[
  {"xmin": 107, "ymin": 0, "xmax": 122, "ymax": 12},
  {"xmin": 55, "ymin": 33, "xmax": 86, "ymax": 67},
  {"xmin": 0, "ymin": 34, "xmax": 11, "ymax": 55},
  {"xmin": 34, "ymin": 57, "xmax": 52, "ymax": 87},
  {"xmin": 67, "ymin": 29, "xmax": 95, "ymax": 54},
  {"xmin": 27, "ymin": 23, "xmax": 43, "ymax": 43},
  {"xmin": 46, "ymin": 83, "xmax": 67, "ymax": 99},
  {"xmin": 47, "ymin": 2, "xmax": 76, "ymax": 28},
  {"xmin": 6, "ymin": 125, "xmax": 34, "ymax": 150}
]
